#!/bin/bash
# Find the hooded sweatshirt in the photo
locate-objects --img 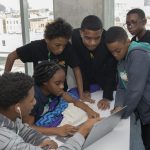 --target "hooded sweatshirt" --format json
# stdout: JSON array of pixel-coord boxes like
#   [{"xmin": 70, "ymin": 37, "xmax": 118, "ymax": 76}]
[{"xmin": 115, "ymin": 41, "xmax": 150, "ymax": 125}]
